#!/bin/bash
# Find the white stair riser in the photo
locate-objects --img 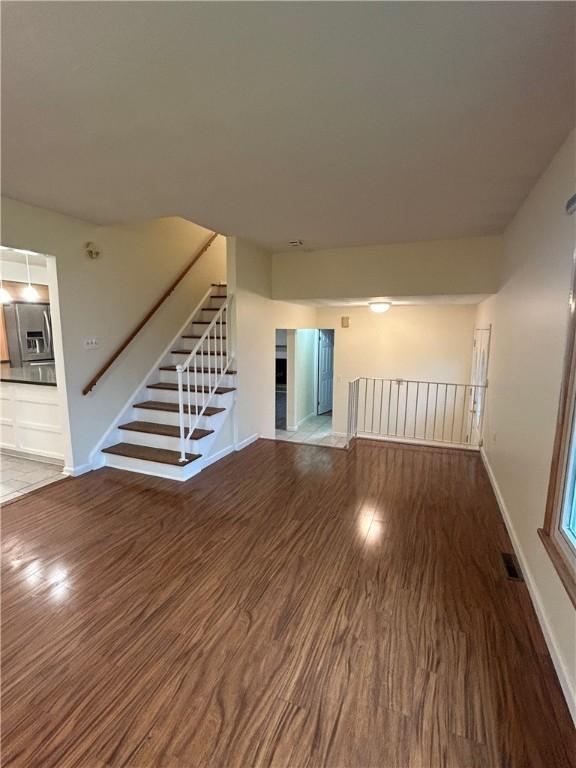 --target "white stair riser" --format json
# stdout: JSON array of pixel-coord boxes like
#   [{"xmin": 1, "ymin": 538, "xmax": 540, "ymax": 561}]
[
  {"xmin": 175, "ymin": 338, "xmax": 228, "ymax": 353},
  {"xmin": 130, "ymin": 407, "xmax": 216, "ymax": 429},
  {"xmin": 118, "ymin": 429, "xmax": 209, "ymax": 452},
  {"xmin": 145, "ymin": 389, "xmax": 234, "ymax": 406},
  {"xmin": 167, "ymin": 353, "xmax": 229, "ymax": 367},
  {"xmin": 159, "ymin": 370, "xmax": 235, "ymax": 387},
  {"xmin": 103, "ymin": 453, "xmax": 202, "ymax": 481},
  {"xmin": 191, "ymin": 322, "xmax": 227, "ymax": 335}
]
